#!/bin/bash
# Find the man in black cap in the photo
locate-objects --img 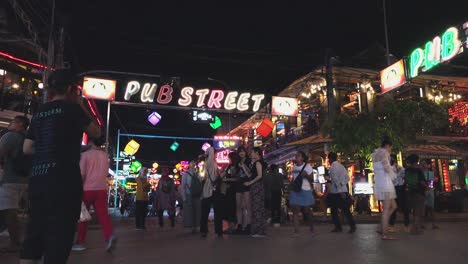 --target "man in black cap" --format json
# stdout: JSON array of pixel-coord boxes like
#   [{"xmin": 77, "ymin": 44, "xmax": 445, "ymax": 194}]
[{"xmin": 20, "ymin": 69, "xmax": 101, "ymax": 264}]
